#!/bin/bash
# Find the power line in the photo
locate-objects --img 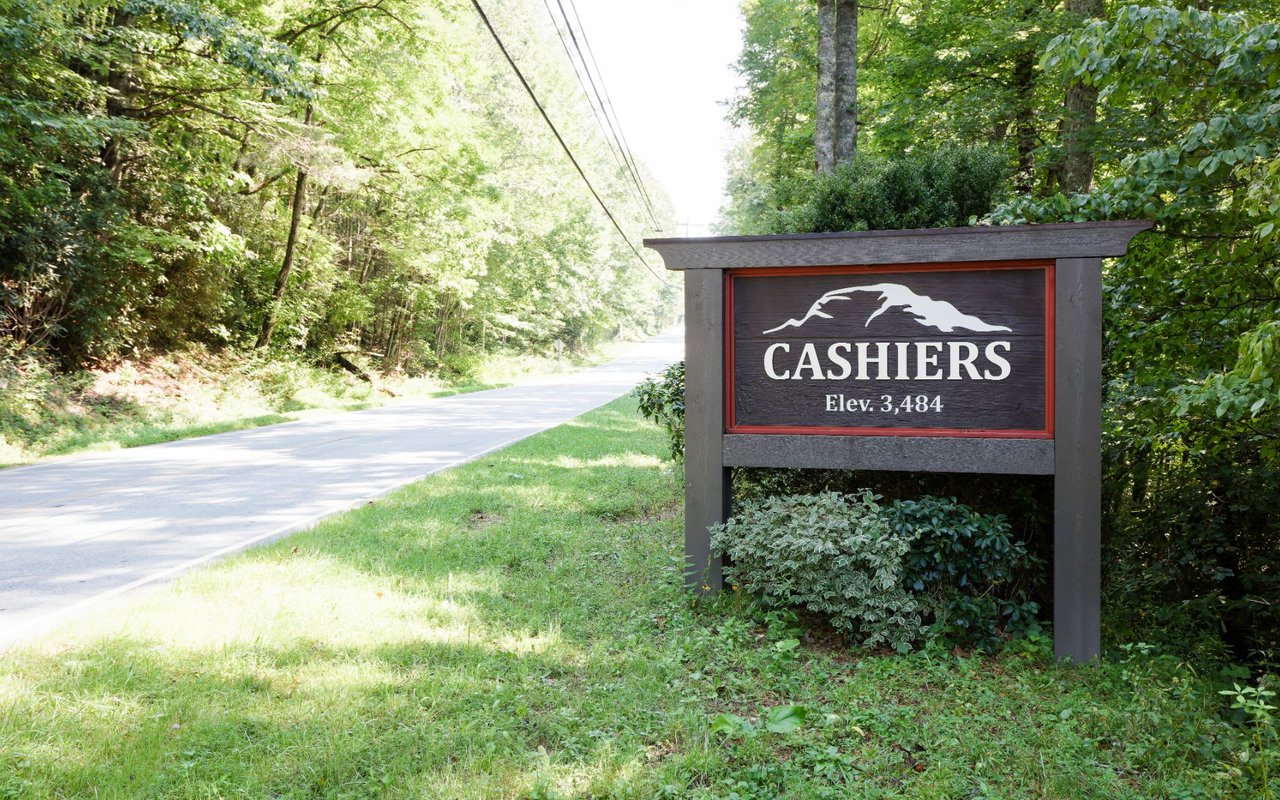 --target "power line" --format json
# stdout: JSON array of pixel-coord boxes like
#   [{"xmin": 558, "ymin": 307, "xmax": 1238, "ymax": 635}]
[
  {"xmin": 562, "ymin": 0, "xmax": 662, "ymax": 226},
  {"xmin": 468, "ymin": 0, "xmax": 672, "ymax": 288},
  {"xmin": 549, "ymin": 0, "xmax": 662, "ymax": 230},
  {"xmin": 553, "ymin": 0, "xmax": 662, "ymax": 229},
  {"xmin": 537, "ymin": 0, "xmax": 651, "ymax": 219}
]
